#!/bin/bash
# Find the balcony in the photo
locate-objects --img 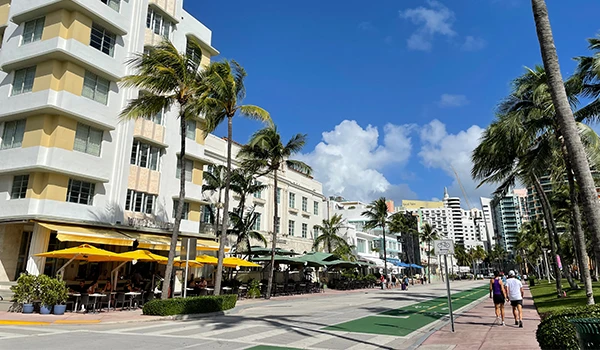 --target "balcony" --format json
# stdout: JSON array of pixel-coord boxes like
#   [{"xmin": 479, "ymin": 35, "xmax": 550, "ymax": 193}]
[{"xmin": 133, "ymin": 119, "xmax": 166, "ymax": 147}]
